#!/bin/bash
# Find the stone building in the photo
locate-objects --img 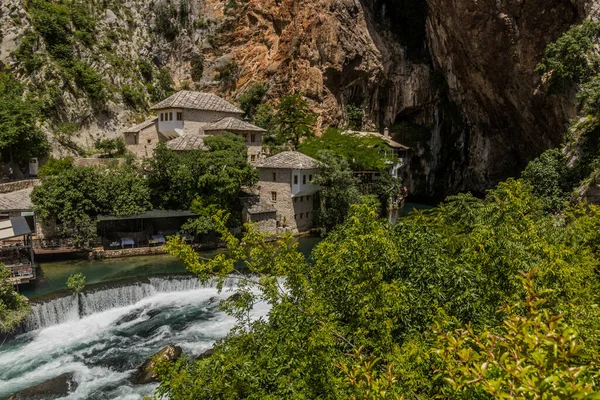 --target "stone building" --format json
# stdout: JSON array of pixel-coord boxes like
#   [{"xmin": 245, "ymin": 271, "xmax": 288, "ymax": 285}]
[
  {"xmin": 241, "ymin": 195, "xmax": 278, "ymax": 235},
  {"xmin": 123, "ymin": 91, "xmax": 265, "ymax": 163},
  {"xmin": 256, "ymin": 151, "xmax": 320, "ymax": 233}
]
